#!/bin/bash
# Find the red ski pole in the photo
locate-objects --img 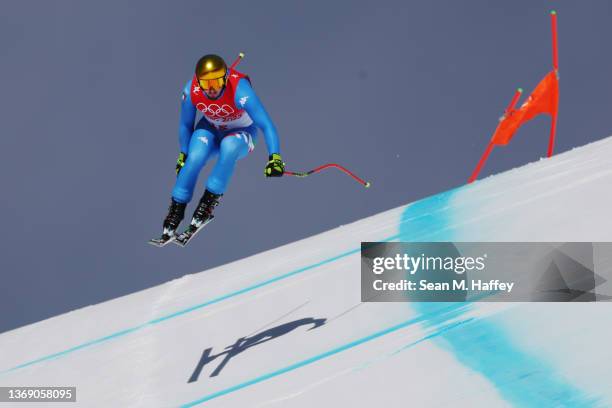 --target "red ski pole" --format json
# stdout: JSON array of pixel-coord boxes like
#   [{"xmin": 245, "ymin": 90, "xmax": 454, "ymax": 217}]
[
  {"xmin": 230, "ymin": 52, "xmax": 245, "ymax": 70},
  {"xmin": 285, "ymin": 163, "xmax": 371, "ymax": 188}
]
